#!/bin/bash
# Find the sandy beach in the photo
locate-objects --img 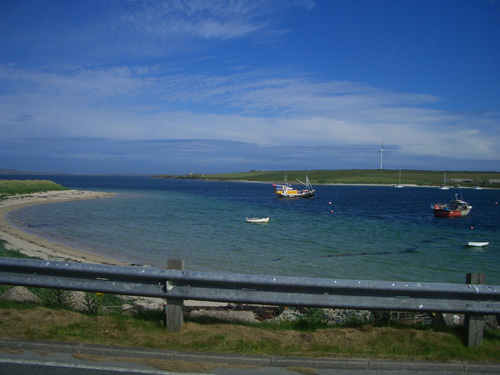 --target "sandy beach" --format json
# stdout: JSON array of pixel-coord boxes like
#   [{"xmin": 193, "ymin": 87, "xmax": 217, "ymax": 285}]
[
  {"xmin": 0, "ymin": 189, "xmax": 229, "ymax": 309},
  {"xmin": 0, "ymin": 190, "xmax": 128, "ymax": 265}
]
